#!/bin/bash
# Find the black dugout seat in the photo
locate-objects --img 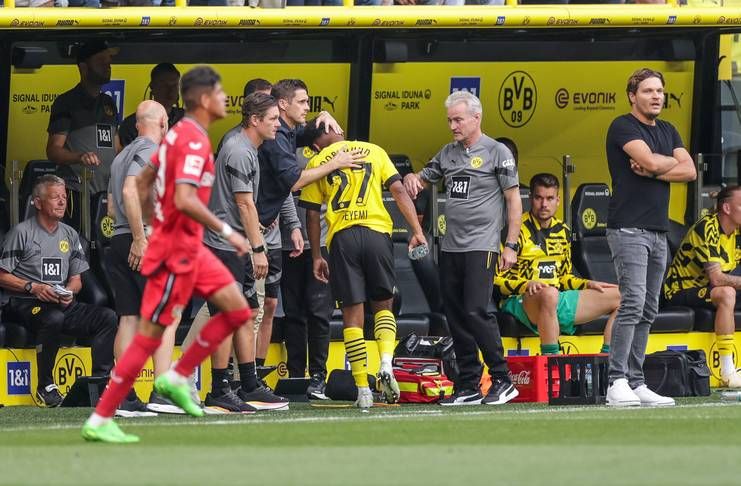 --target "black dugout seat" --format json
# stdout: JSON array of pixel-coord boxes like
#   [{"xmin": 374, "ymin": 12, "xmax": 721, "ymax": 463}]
[
  {"xmin": 20, "ymin": 160, "xmax": 82, "ymax": 232},
  {"xmin": 89, "ymin": 192, "xmax": 116, "ymax": 305},
  {"xmin": 571, "ymin": 183, "xmax": 614, "ymax": 283}
]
